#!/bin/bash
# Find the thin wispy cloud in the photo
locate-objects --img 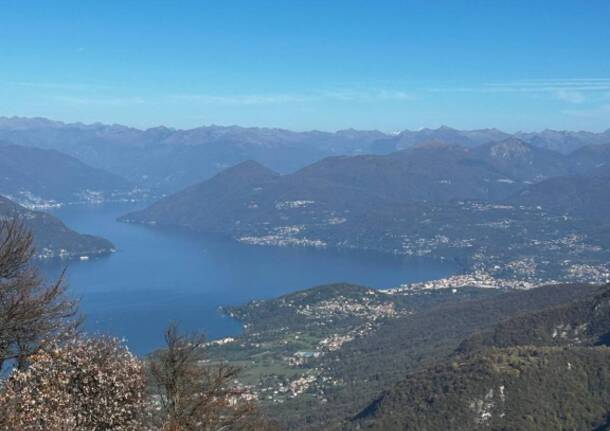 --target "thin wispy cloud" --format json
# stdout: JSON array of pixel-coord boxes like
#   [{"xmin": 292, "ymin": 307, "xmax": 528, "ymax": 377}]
[
  {"xmin": 171, "ymin": 89, "xmax": 416, "ymax": 106},
  {"xmin": 11, "ymin": 81, "xmax": 112, "ymax": 91},
  {"xmin": 483, "ymin": 78, "xmax": 610, "ymax": 87},
  {"xmin": 562, "ymin": 104, "xmax": 610, "ymax": 118},
  {"xmin": 554, "ymin": 89, "xmax": 586, "ymax": 104},
  {"xmin": 5, "ymin": 83, "xmax": 417, "ymax": 110},
  {"xmin": 54, "ymin": 95, "xmax": 146, "ymax": 106},
  {"xmin": 429, "ymin": 79, "xmax": 610, "ymax": 103},
  {"xmin": 171, "ymin": 93, "xmax": 315, "ymax": 105}
]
